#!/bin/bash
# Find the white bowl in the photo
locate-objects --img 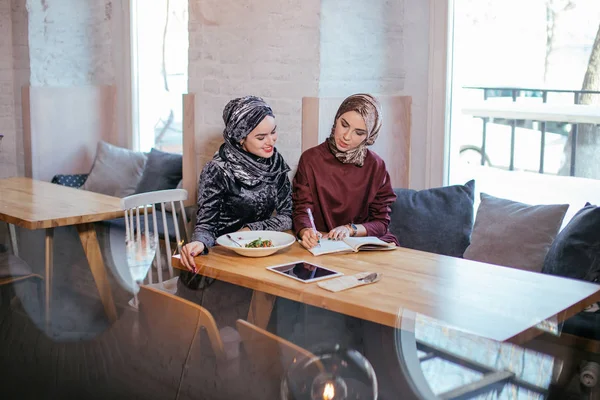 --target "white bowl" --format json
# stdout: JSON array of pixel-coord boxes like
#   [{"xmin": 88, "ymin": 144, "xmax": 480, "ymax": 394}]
[{"xmin": 216, "ymin": 231, "xmax": 296, "ymax": 257}]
